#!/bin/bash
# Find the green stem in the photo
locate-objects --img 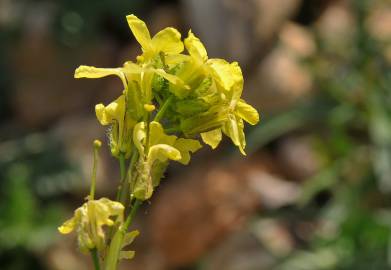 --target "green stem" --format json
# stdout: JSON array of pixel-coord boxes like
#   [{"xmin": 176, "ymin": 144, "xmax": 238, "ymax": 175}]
[
  {"xmin": 119, "ymin": 151, "xmax": 139, "ymax": 207},
  {"xmin": 144, "ymin": 112, "xmax": 151, "ymax": 154},
  {"xmin": 154, "ymin": 95, "xmax": 173, "ymax": 122},
  {"xmin": 124, "ymin": 199, "xmax": 142, "ymax": 229},
  {"xmin": 125, "ymin": 152, "xmax": 139, "ymax": 200},
  {"xmin": 90, "ymin": 140, "xmax": 101, "ymax": 200},
  {"xmin": 116, "ymin": 153, "xmax": 127, "ymax": 202},
  {"xmin": 159, "ymin": 51, "xmax": 169, "ymax": 72},
  {"xmin": 119, "ymin": 154, "xmax": 126, "ymax": 182},
  {"xmin": 90, "ymin": 248, "xmax": 101, "ymax": 270},
  {"xmin": 104, "ymin": 200, "xmax": 143, "ymax": 270}
]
